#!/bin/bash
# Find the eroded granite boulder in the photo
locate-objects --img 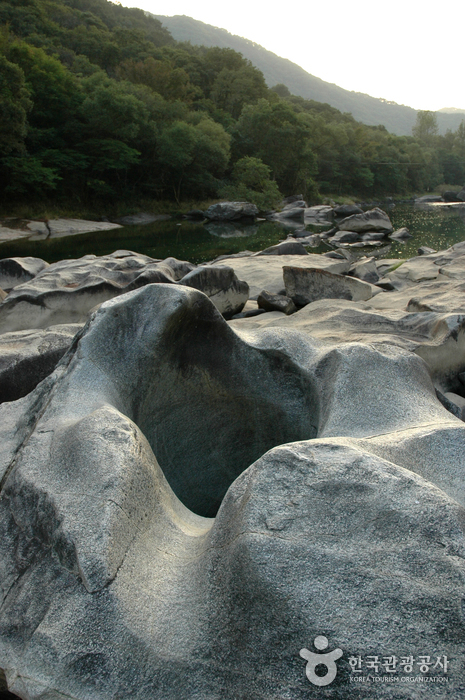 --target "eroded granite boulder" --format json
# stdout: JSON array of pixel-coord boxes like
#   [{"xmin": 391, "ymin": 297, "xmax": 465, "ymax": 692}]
[
  {"xmin": 1, "ymin": 283, "xmax": 465, "ymax": 699},
  {"xmin": 338, "ymin": 207, "xmax": 393, "ymax": 234},
  {"xmin": 0, "ymin": 257, "xmax": 49, "ymax": 291},
  {"xmin": 0, "ymin": 252, "xmax": 249, "ymax": 333}
]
